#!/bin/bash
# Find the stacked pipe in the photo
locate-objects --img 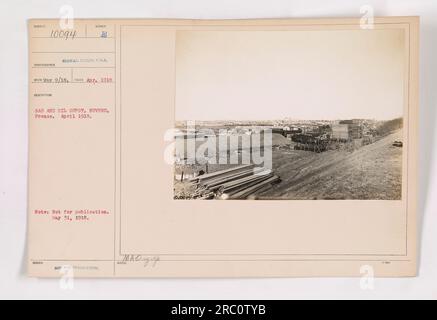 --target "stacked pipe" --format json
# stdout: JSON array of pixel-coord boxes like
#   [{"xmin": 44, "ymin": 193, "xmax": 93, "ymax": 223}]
[{"xmin": 189, "ymin": 164, "xmax": 280, "ymax": 199}]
